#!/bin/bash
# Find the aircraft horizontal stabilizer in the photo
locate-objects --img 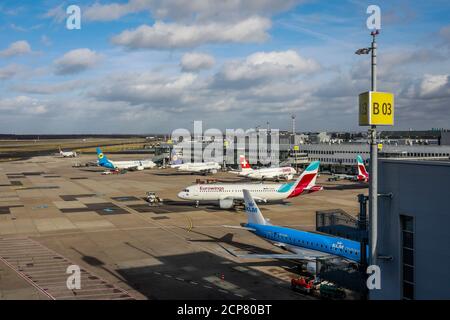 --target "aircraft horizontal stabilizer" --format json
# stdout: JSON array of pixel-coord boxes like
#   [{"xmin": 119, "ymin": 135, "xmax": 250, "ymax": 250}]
[
  {"xmin": 222, "ymin": 225, "xmax": 256, "ymax": 231},
  {"xmin": 233, "ymin": 253, "xmax": 317, "ymax": 261}
]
